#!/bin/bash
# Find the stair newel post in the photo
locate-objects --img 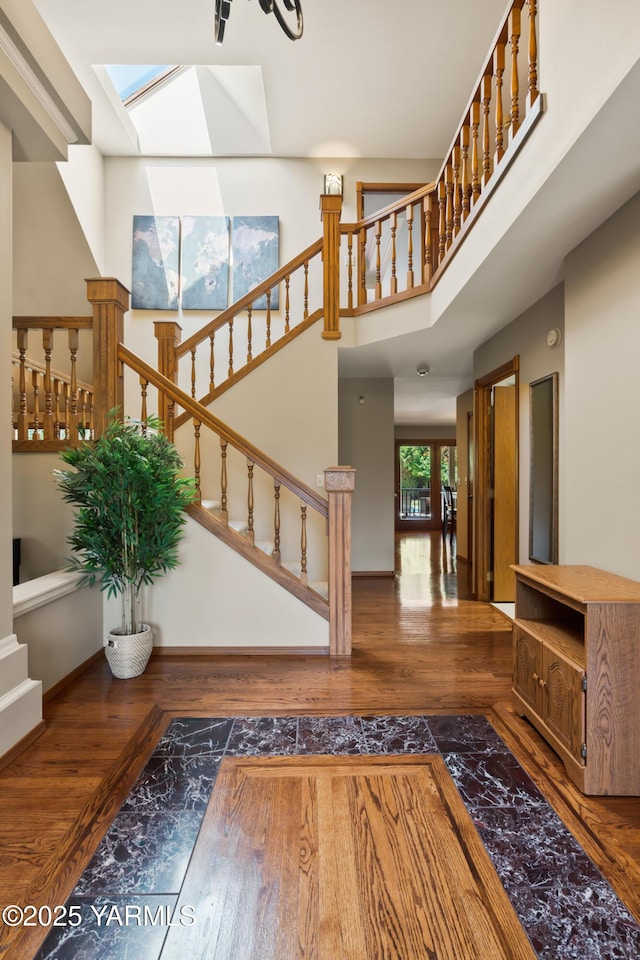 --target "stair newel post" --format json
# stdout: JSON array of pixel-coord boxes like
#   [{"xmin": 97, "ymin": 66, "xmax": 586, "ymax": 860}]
[
  {"xmin": 320, "ymin": 193, "xmax": 343, "ymax": 341},
  {"xmin": 324, "ymin": 466, "xmax": 356, "ymax": 657},
  {"xmin": 86, "ymin": 278, "xmax": 128, "ymax": 438},
  {"xmin": 154, "ymin": 320, "xmax": 182, "ymax": 440}
]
